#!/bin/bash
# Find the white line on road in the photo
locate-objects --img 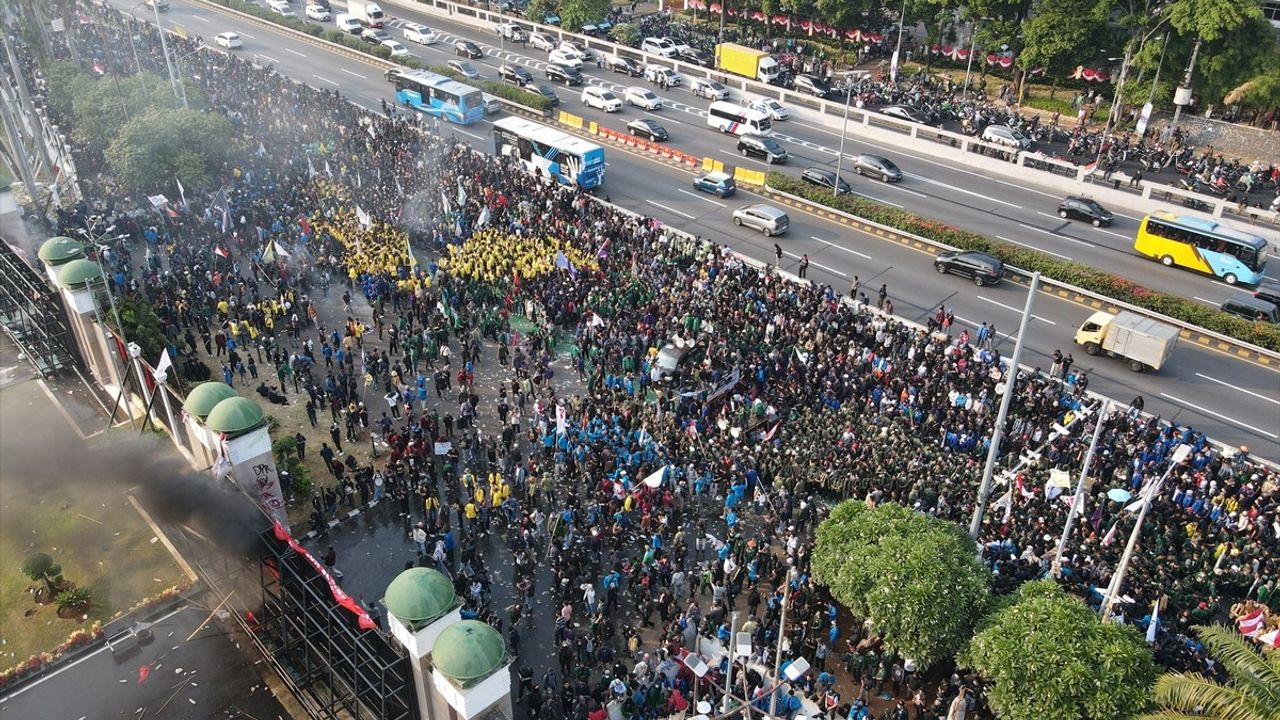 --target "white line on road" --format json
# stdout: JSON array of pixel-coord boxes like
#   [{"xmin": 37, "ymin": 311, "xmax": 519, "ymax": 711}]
[
  {"xmin": 1159, "ymin": 393, "xmax": 1279, "ymax": 439},
  {"xmin": 1017, "ymin": 222, "xmax": 1097, "ymax": 248},
  {"xmin": 1193, "ymin": 296, "xmax": 1221, "ymax": 306},
  {"xmin": 784, "ymin": 251, "xmax": 847, "ymax": 278},
  {"xmin": 996, "ymin": 235, "xmax": 1072, "ymax": 261},
  {"xmin": 850, "ymin": 190, "xmax": 902, "ymax": 208},
  {"xmin": 285, "ymin": 48, "xmax": 307, "ymax": 58},
  {"xmin": 258, "ymin": 54, "xmax": 280, "ymax": 64},
  {"xmin": 313, "ymin": 74, "xmax": 339, "ymax": 85},
  {"xmin": 453, "ymin": 128, "xmax": 484, "ymax": 140},
  {"xmin": 1096, "ymin": 228, "xmax": 1127, "ymax": 239},
  {"xmin": 678, "ymin": 188, "xmax": 725, "ymax": 206},
  {"xmin": 341, "ymin": 68, "xmax": 367, "ymax": 79},
  {"xmin": 646, "ymin": 200, "xmax": 696, "ymax": 219},
  {"xmin": 812, "ymin": 237, "xmax": 872, "ymax": 260},
  {"xmin": 882, "ymin": 182, "xmax": 928, "ymax": 198},
  {"xmin": 1036, "ymin": 211, "xmax": 1063, "ymax": 221},
  {"xmin": 907, "ymin": 173, "xmax": 1022, "ymax": 208},
  {"xmin": 650, "ymin": 112, "xmax": 682, "ymax": 124},
  {"xmin": 1195, "ymin": 373, "xmax": 1280, "ymax": 405},
  {"xmin": 238, "ymin": 32, "xmax": 255, "ymax": 39},
  {"xmin": 977, "ymin": 295, "xmax": 1056, "ymax": 325},
  {"xmin": 191, "ymin": 14, "xmax": 210, "ymax": 22},
  {"xmin": 952, "ymin": 316, "xmax": 1016, "ymax": 340}
]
